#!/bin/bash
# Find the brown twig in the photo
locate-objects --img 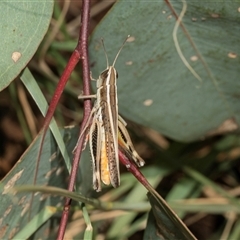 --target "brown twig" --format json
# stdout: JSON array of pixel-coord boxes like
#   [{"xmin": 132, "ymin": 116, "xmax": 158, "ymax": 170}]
[{"xmin": 57, "ymin": 0, "xmax": 91, "ymax": 239}]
